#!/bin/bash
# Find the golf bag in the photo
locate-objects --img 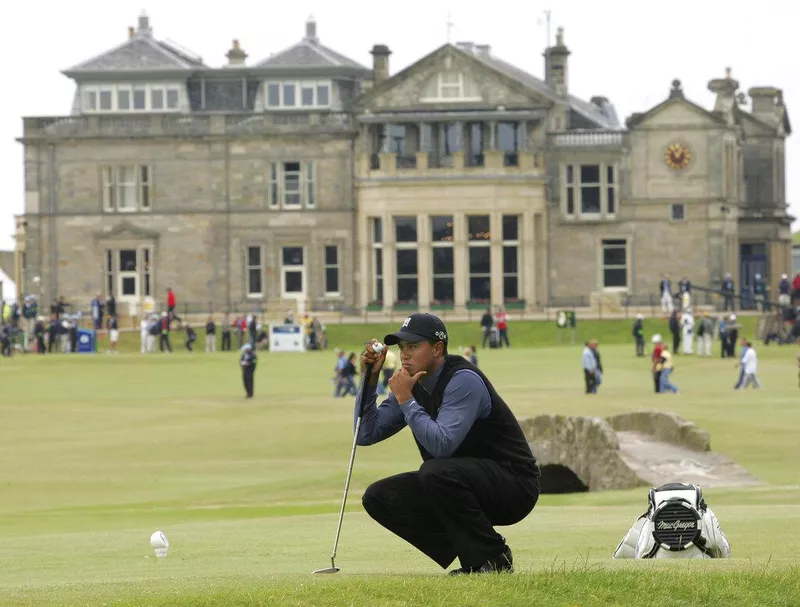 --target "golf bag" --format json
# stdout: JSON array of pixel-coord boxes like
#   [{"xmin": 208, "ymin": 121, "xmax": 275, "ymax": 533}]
[
  {"xmin": 612, "ymin": 482, "xmax": 730, "ymax": 560},
  {"xmin": 488, "ymin": 327, "xmax": 500, "ymax": 349}
]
